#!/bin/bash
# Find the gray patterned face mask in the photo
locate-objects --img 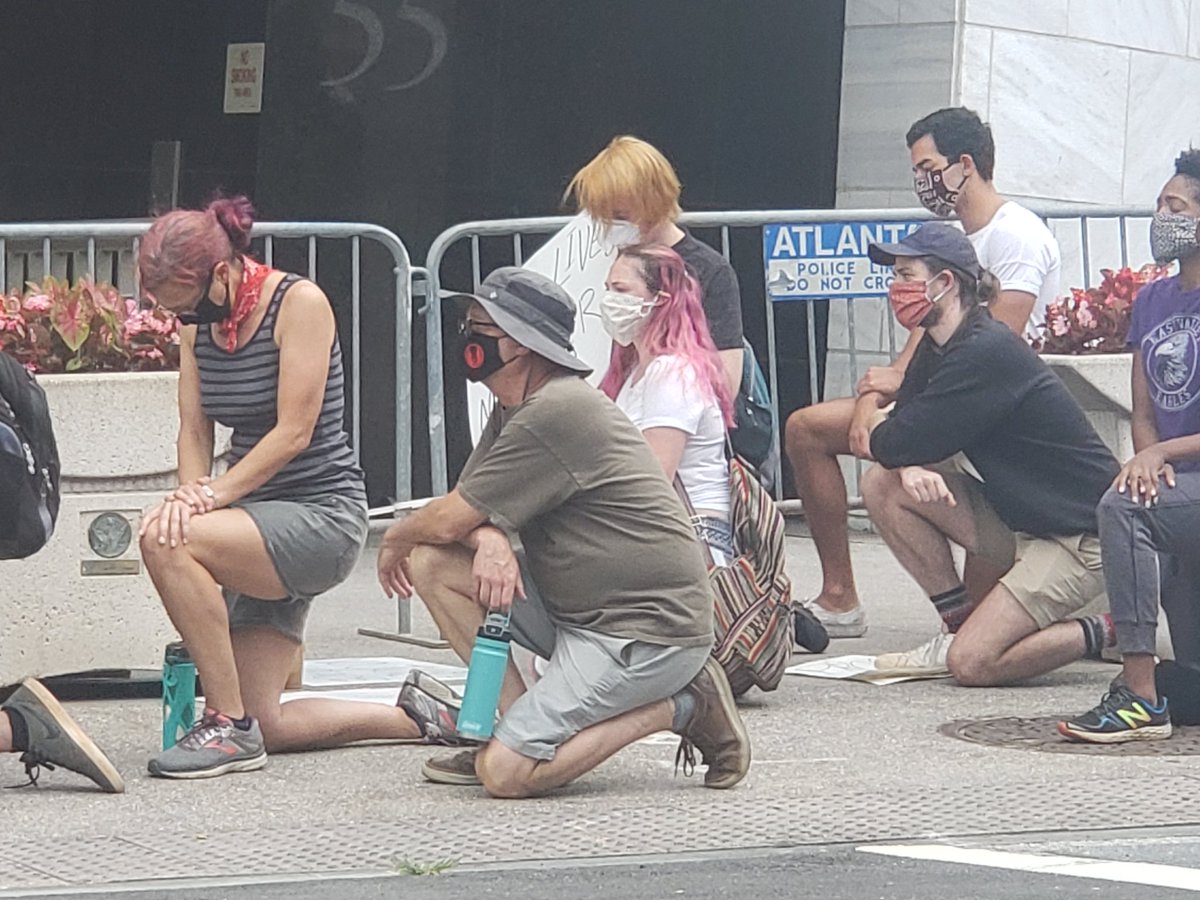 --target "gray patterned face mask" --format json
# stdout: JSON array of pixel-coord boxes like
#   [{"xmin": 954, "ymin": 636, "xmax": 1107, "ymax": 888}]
[{"xmin": 1150, "ymin": 211, "xmax": 1200, "ymax": 264}]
